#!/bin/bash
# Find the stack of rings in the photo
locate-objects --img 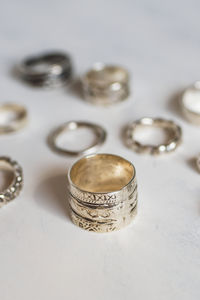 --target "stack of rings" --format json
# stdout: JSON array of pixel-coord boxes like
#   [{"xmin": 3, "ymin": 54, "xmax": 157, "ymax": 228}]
[
  {"xmin": 125, "ymin": 117, "xmax": 182, "ymax": 155},
  {"xmin": 18, "ymin": 51, "xmax": 72, "ymax": 87},
  {"xmin": 0, "ymin": 156, "xmax": 23, "ymax": 207},
  {"xmin": 68, "ymin": 154, "xmax": 138, "ymax": 232},
  {"xmin": 81, "ymin": 63, "xmax": 130, "ymax": 105}
]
